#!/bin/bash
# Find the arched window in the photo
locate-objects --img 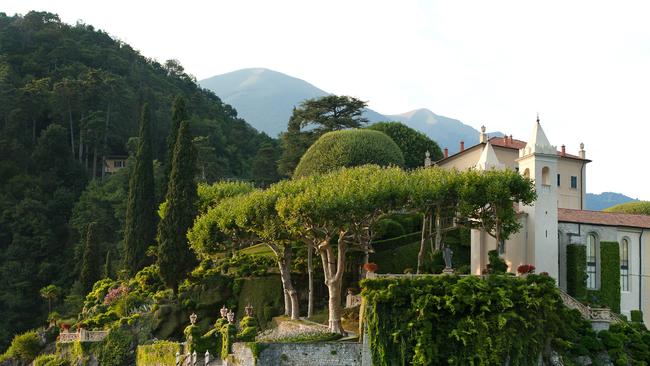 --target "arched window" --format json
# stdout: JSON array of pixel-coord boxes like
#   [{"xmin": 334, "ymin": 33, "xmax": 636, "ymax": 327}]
[
  {"xmin": 586, "ymin": 234, "xmax": 597, "ymax": 289},
  {"xmin": 542, "ymin": 166, "xmax": 550, "ymax": 185},
  {"xmin": 621, "ymin": 238, "xmax": 629, "ymax": 292}
]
